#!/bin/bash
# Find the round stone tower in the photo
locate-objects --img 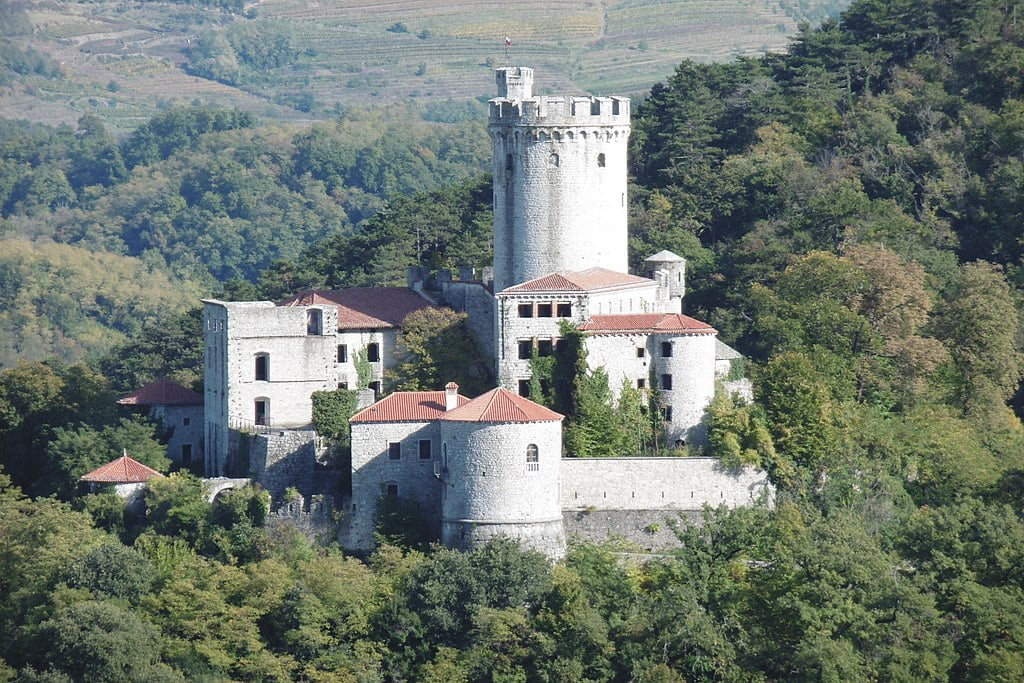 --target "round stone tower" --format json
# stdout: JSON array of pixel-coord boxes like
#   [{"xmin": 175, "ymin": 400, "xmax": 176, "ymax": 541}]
[
  {"xmin": 440, "ymin": 387, "xmax": 565, "ymax": 558},
  {"xmin": 490, "ymin": 67, "xmax": 631, "ymax": 292}
]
